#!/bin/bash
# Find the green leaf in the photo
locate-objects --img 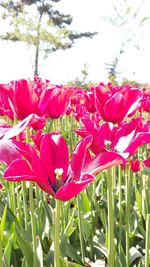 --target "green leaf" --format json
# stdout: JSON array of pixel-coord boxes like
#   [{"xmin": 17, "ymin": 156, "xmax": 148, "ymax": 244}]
[
  {"xmin": 135, "ymin": 189, "xmax": 142, "ymax": 214},
  {"xmin": 59, "ymin": 257, "xmax": 67, "ymax": 267},
  {"xmin": 60, "ymin": 234, "xmax": 67, "ymax": 256},
  {"xmin": 0, "ymin": 204, "xmax": 7, "ymax": 242},
  {"xmin": 79, "ymin": 191, "xmax": 91, "ymax": 212},
  {"xmin": 15, "ymin": 225, "xmax": 33, "ymax": 267},
  {"xmin": 117, "ymin": 244, "xmax": 126, "ymax": 267},
  {"xmin": 3, "ymin": 233, "xmax": 13, "ymax": 267},
  {"xmin": 42, "ymin": 200, "xmax": 53, "ymax": 225},
  {"xmin": 61, "ymin": 257, "xmax": 83, "ymax": 267},
  {"xmin": 66, "ymin": 262, "xmax": 83, "ymax": 267},
  {"xmin": 80, "ymin": 215, "xmax": 91, "ymax": 240},
  {"xmin": 0, "ymin": 202, "xmax": 17, "ymax": 225},
  {"xmin": 21, "ymin": 258, "xmax": 28, "ymax": 267},
  {"xmin": 66, "ymin": 242, "xmax": 82, "ymax": 264},
  {"xmin": 45, "ymin": 245, "xmax": 54, "ymax": 267},
  {"xmin": 64, "ymin": 208, "xmax": 75, "ymax": 237},
  {"xmin": 11, "ymin": 248, "xmax": 23, "ymax": 267},
  {"xmin": 15, "ymin": 224, "xmax": 32, "ymax": 244}
]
